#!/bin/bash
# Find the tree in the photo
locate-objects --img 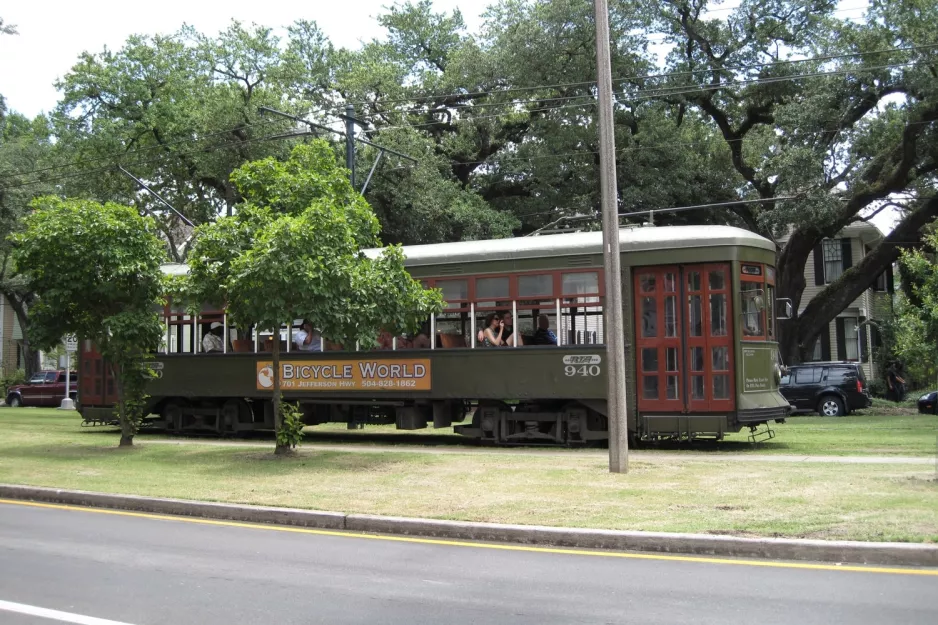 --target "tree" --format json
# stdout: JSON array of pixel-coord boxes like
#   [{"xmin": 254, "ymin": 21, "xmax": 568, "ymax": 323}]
[
  {"xmin": 11, "ymin": 197, "xmax": 165, "ymax": 446},
  {"xmin": 0, "ymin": 112, "xmax": 55, "ymax": 376},
  {"xmin": 896, "ymin": 232, "xmax": 938, "ymax": 386},
  {"xmin": 50, "ymin": 22, "xmax": 330, "ymax": 250},
  {"xmin": 646, "ymin": 0, "xmax": 938, "ymax": 362},
  {"xmin": 187, "ymin": 141, "xmax": 443, "ymax": 454}
]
